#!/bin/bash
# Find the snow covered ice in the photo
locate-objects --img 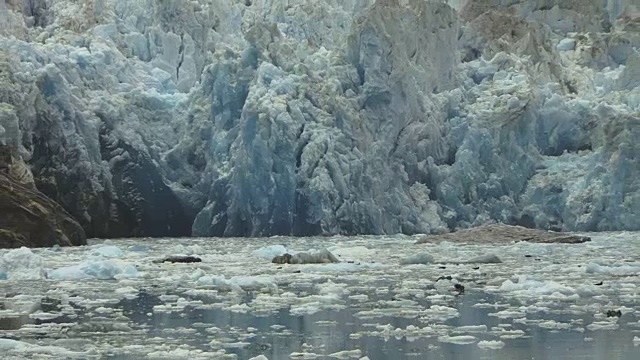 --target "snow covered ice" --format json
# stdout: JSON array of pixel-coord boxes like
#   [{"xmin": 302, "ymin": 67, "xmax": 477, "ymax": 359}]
[{"xmin": 2, "ymin": 0, "xmax": 640, "ymax": 241}]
